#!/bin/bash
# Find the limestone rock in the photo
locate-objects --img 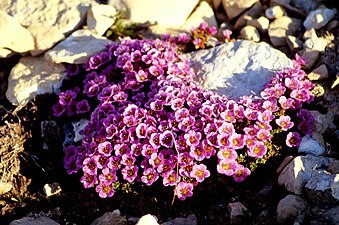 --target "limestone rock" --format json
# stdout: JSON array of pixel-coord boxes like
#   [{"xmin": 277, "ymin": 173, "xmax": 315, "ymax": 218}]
[
  {"xmin": 0, "ymin": 0, "xmax": 93, "ymax": 35},
  {"xmin": 137, "ymin": 214, "xmax": 158, "ymax": 225},
  {"xmin": 308, "ymin": 65, "xmax": 329, "ymax": 81},
  {"xmin": 45, "ymin": 29, "xmax": 112, "ymax": 64},
  {"xmin": 182, "ymin": 1, "xmax": 218, "ymax": 32},
  {"xmin": 186, "ymin": 40, "xmax": 292, "ymax": 100},
  {"xmin": 278, "ymin": 155, "xmax": 334, "ymax": 195},
  {"xmin": 91, "ymin": 210, "xmax": 127, "ymax": 225},
  {"xmin": 286, "ymin": 35, "xmax": 303, "ymax": 51},
  {"xmin": 298, "ymin": 135, "xmax": 325, "ymax": 156},
  {"xmin": 5, "ymin": 56, "xmax": 65, "ymax": 105},
  {"xmin": 301, "ymin": 50, "xmax": 319, "ymax": 69},
  {"xmin": 43, "ymin": 182, "xmax": 61, "ymax": 197},
  {"xmin": 291, "ymin": 0, "xmax": 318, "ymax": 13},
  {"xmin": 87, "ymin": 4, "xmax": 117, "ymax": 36},
  {"xmin": 228, "ymin": 202, "xmax": 251, "ymax": 224},
  {"xmin": 265, "ymin": 5, "xmax": 285, "ymax": 19},
  {"xmin": 72, "ymin": 119, "xmax": 89, "ymax": 142},
  {"xmin": 247, "ymin": 16, "xmax": 269, "ymax": 32},
  {"xmin": 162, "ymin": 214, "xmax": 197, "ymax": 225},
  {"xmin": 28, "ymin": 25, "xmax": 65, "ymax": 56},
  {"xmin": 0, "ymin": 10, "xmax": 34, "ymax": 53},
  {"xmin": 304, "ymin": 37, "xmax": 328, "ymax": 52},
  {"xmin": 303, "ymin": 7, "xmax": 337, "ymax": 30},
  {"xmin": 268, "ymin": 16, "xmax": 302, "ymax": 46},
  {"xmin": 234, "ymin": 2, "xmax": 262, "ymax": 30},
  {"xmin": 276, "ymin": 194, "xmax": 308, "ymax": 224},
  {"xmin": 121, "ymin": 0, "xmax": 198, "ymax": 27},
  {"xmin": 222, "ymin": 0, "xmax": 260, "ymax": 20},
  {"xmin": 309, "ymin": 111, "xmax": 335, "ymax": 134},
  {"xmin": 239, "ymin": 25, "xmax": 260, "ymax": 42},
  {"xmin": 9, "ymin": 217, "xmax": 60, "ymax": 225}
]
